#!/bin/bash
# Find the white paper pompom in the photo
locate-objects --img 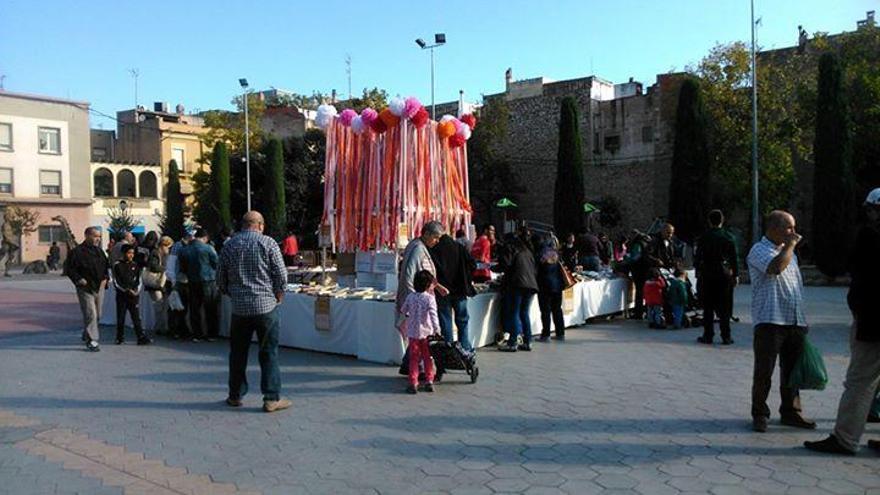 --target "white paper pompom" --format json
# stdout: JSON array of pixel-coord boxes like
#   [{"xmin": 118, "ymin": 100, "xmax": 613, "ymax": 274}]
[
  {"xmin": 389, "ymin": 97, "xmax": 406, "ymax": 117},
  {"xmin": 459, "ymin": 126, "xmax": 472, "ymax": 140},
  {"xmin": 351, "ymin": 115, "xmax": 366, "ymax": 134},
  {"xmin": 440, "ymin": 114, "xmax": 456, "ymax": 124},
  {"xmin": 316, "ymin": 104, "xmax": 338, "ymax": 129}
]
